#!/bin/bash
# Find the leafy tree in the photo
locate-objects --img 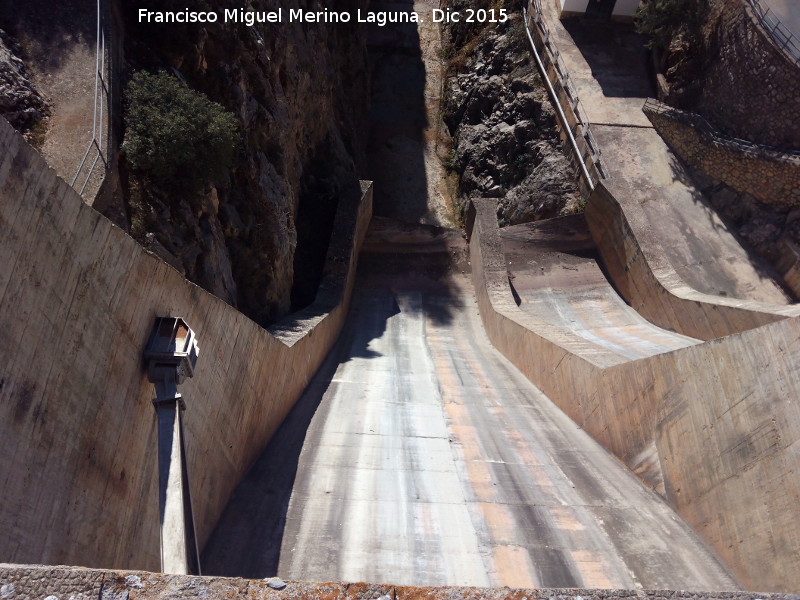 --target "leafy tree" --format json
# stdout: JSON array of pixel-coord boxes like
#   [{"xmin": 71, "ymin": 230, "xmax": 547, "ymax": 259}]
[
  {"xmin": 634, "ymin": 0, "xmax": 709, "ymax": 50},
  {"xmin": 122, "ymin": 71, "xmax": 240, "ymax": 191}
]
